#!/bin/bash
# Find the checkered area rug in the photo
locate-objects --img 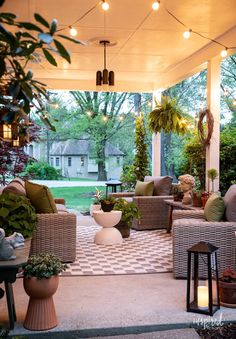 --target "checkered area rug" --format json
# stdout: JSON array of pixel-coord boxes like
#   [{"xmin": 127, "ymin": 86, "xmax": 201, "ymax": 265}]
[{"xmin": 62, "ymin": 216, "xmax": 173, "ymax": 276}]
